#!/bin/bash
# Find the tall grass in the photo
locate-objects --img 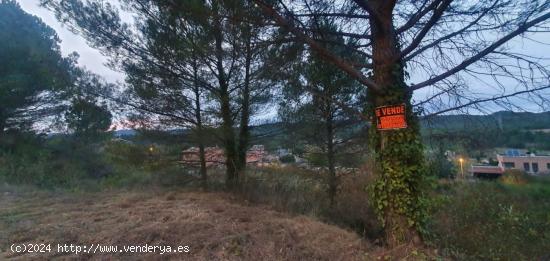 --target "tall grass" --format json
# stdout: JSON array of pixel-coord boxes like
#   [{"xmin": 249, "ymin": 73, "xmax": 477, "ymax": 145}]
[
  {"xmin": 427, "ymin": 179, "xmax": 550, "ymax": 260},
  {"xmin": 4, "ymin": 134, "xmax": 549, "ymax": 259},
  {"xmin": 227, "ymin": 166, "xmax": 384, "ymax": 241}
]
